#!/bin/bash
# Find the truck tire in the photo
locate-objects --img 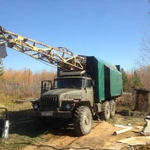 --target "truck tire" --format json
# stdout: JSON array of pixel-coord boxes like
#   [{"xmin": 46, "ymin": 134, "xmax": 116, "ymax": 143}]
[
  {"xmin": 74, "ymin": 106, "xmax": 92, "ymax": 136},
  {"xmin": 101, "ymin": 101, "xmax": 110, "ymax": 121},
  {"xmin": 110, "ymin": 100, "xmax": 116, "ymax": 118}
]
